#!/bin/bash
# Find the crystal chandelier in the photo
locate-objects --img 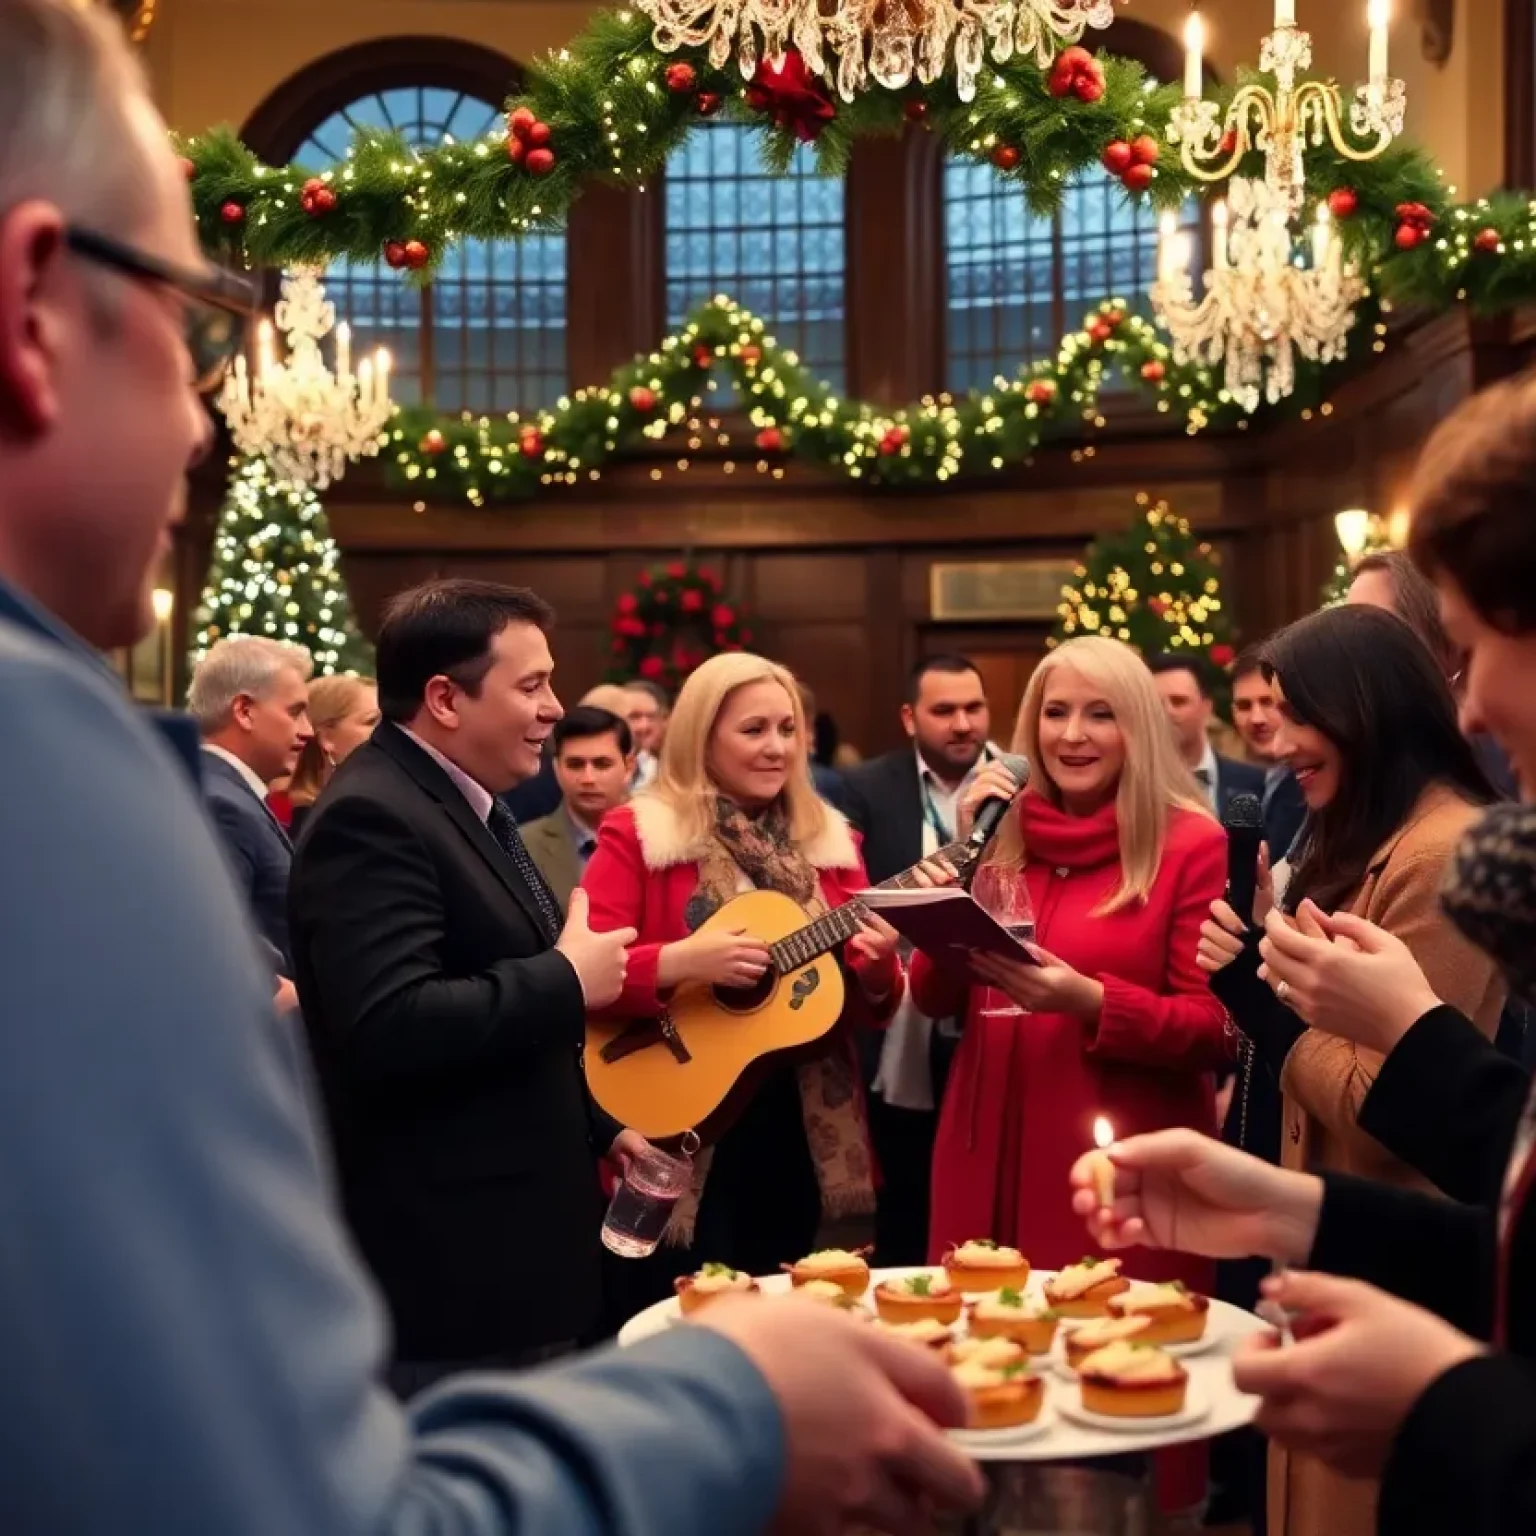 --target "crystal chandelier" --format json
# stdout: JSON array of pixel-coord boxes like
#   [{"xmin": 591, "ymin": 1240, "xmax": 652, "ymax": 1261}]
[
  {"xmin": 1169, "ymin": 0, "xmax": 1405, "ymax": 220},
  {"xmin": 1151, "ymin": 176, "xmax": 1366, "ymax": 412},
  {"xmin": 218, "ymin": 269, "xmax": 394, "ymax": 491},
  {"xmin": 633, "ymin": 0, "xmax": 1115, "ymax": 103}
]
